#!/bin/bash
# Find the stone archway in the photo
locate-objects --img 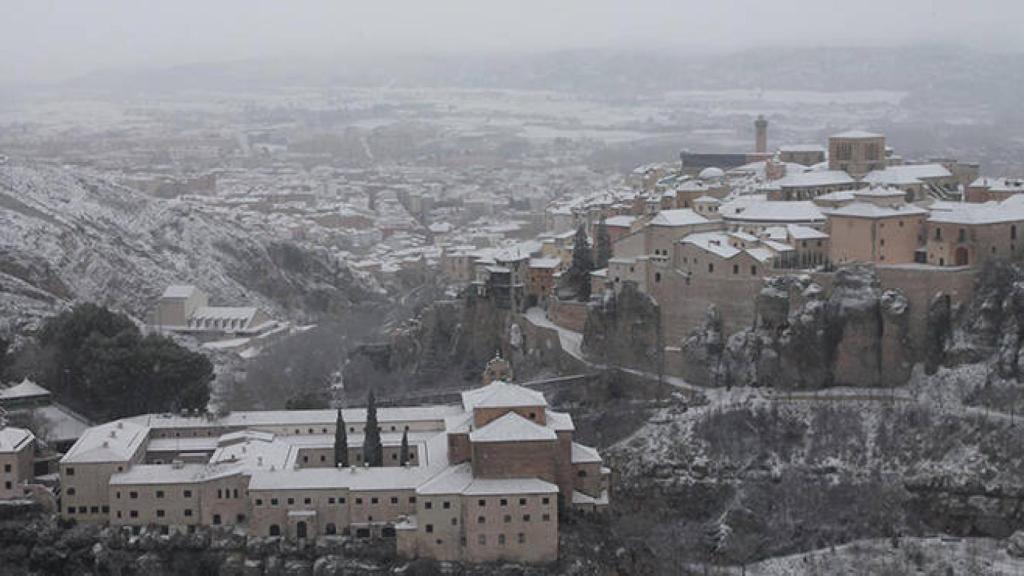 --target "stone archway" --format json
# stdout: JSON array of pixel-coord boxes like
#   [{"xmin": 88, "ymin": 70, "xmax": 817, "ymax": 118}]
[{"xmin": 955, "ymin": 246, "xmax": 969, "ymax": 267}]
